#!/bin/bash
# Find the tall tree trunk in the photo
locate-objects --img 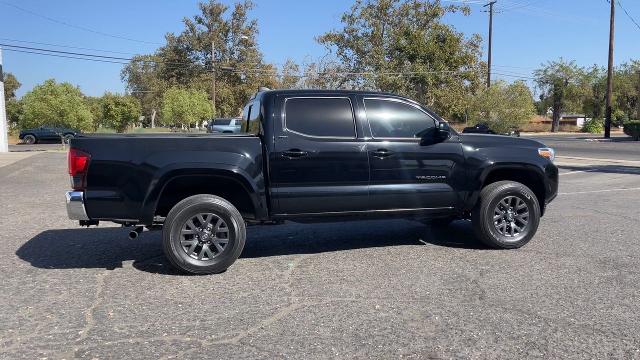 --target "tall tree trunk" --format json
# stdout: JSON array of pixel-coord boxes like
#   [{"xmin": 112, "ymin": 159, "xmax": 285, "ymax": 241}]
[
  {"xmin": 150, "ymin": 109, "xmax": 156, "ymax": 128},
  {"xmin": 551, "ymin": 81, "xmax": 564, "ymax": 132},
  {"xmin": 552, "ymin": 103, "xmax": 561, "ymax": 132}
]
